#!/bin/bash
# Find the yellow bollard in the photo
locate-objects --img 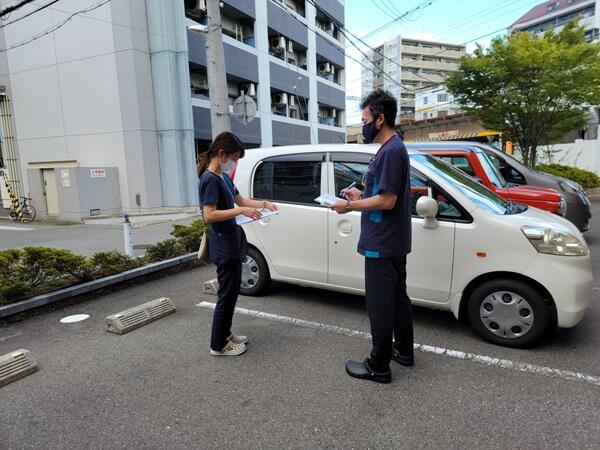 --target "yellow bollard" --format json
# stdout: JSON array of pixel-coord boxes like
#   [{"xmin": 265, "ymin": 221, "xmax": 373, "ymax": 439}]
[{"xmin": 0, "ymin": 169, "xmax": 23, "ymax": 222}]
